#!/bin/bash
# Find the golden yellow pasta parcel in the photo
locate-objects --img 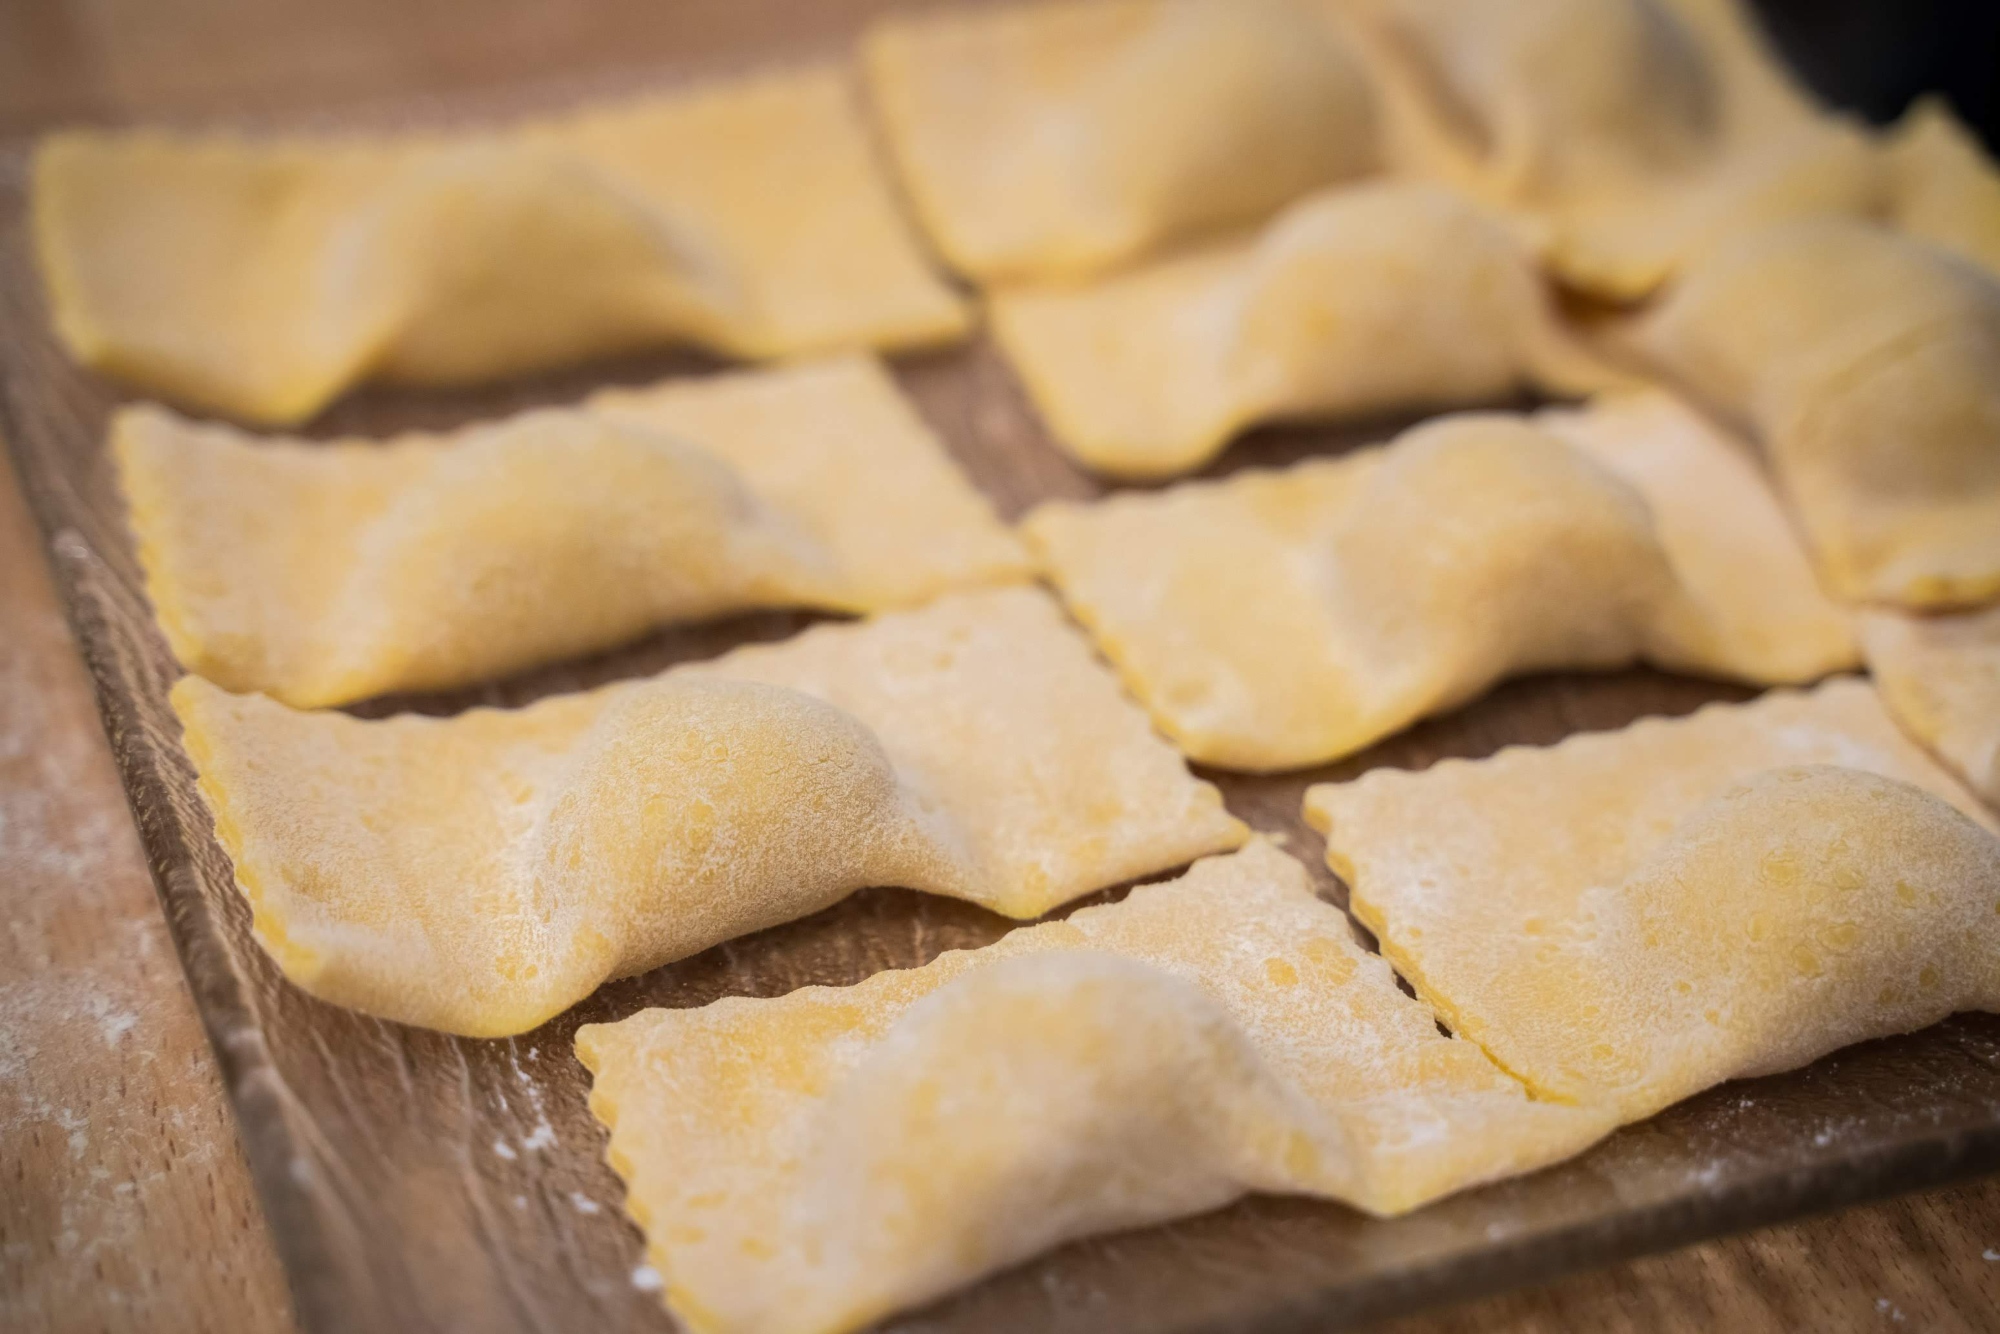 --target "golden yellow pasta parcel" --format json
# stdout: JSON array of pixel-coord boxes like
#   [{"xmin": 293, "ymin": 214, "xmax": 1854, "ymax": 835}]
[
  {"xmin": 1886, "ymin": 96, "xmax": 2000, "ymax": 279},
  {"xmin": 1860, "ymin": 604, "xmax": 2000, "ymax": 809},
  {"xmin": 862, "ymin": 0, "xmax": 1378, "ymax": 282},
  {"xmin": 1307, "ymin": 680, "xmax": 2000, "ymax": 1122},
  {"xmin": 1027, "ymin": 393, "xmax": 1856, "ymax": 770},
  {"xmin": 121, "ymin": 356, "xmax": 1027, "ymax": 707},
  {"xmin": 1341, "ymin": 0, "xmax": 1882, "ymax": 297},
  {"xmin": 993, "ymin": 181, "xmax": 1620, "ymax": 477},
  {"xmin": 36, "ymin": 67, "xmax": 968, "ymax": 422},
  {"xmin": 578, "ymin": 842, "xmax": 1612, "ymax": 1334},
  {"xmin": 1629, "ymin": 216, "xmax": 2000, "ymax": 610},
  {"xmin": 177, "ymin": 588, "xmax": 1245, "ymax": 1036}
]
